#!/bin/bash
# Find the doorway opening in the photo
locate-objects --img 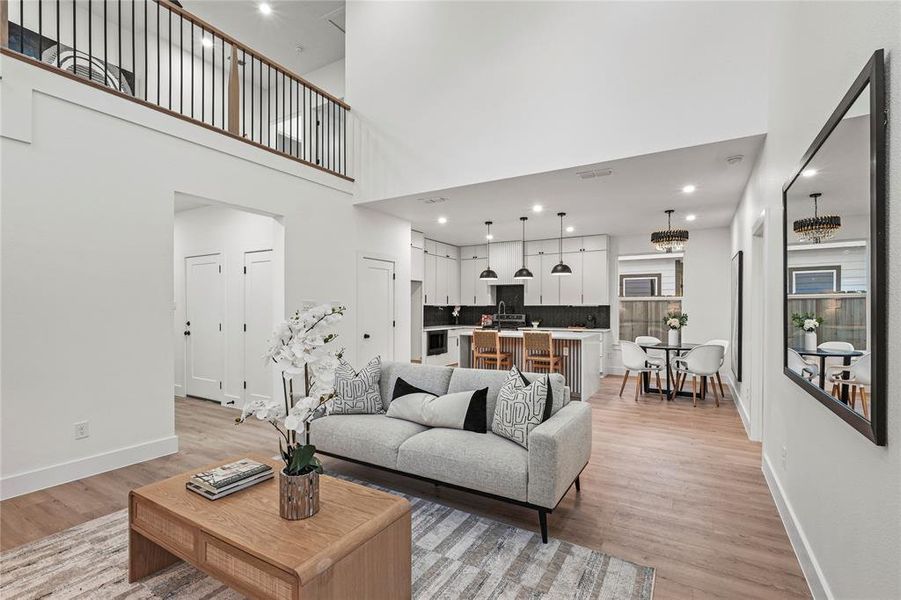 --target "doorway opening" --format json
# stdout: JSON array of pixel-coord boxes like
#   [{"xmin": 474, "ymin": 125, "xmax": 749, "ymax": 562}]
[{"xmin": 174, "ymin": 194, "xmax": 285, "ymax": 410}]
